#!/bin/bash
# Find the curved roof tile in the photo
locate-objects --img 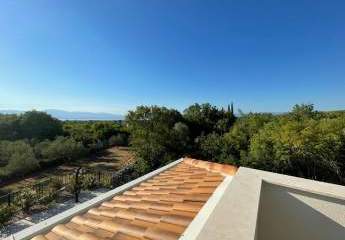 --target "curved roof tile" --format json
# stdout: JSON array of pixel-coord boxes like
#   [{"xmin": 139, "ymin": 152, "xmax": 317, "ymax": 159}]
[{"xmin": 31, "ymin": 158, "xmax": 237, "ymax": 240}]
